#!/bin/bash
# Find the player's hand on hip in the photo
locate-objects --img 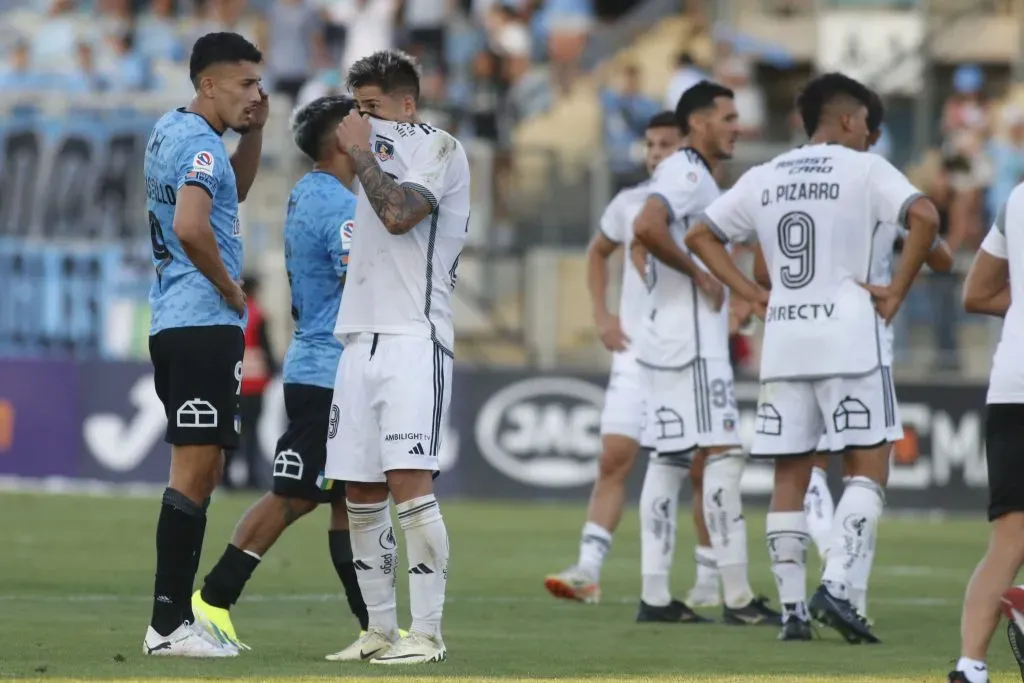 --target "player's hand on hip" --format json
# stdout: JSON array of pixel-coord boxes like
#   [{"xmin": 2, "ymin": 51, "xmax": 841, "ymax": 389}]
[
  {"xmin": 696, "ymin": 272, "xmax": 725, "ymax": 312},
  {"xmin": 860, "ymin": 282, "xmax": 901, "ymax": 325},
  {"xmin": 337, "ymin": 109, "xmax": 372, "ymax": 154},
  {"xmin": 225, "ymin": 281, "xmax": 247, "ymax": 317},
  {"xmin": 748, "ymin": 287, "xmax": 769, "ymax": 320},
  {"xmin": 249, "ymin": 85, "xmax": 270, "ymax": 130},
  {"xmin": 596, "ymin": 313, "xmax": 629, "ymax": 352}
]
